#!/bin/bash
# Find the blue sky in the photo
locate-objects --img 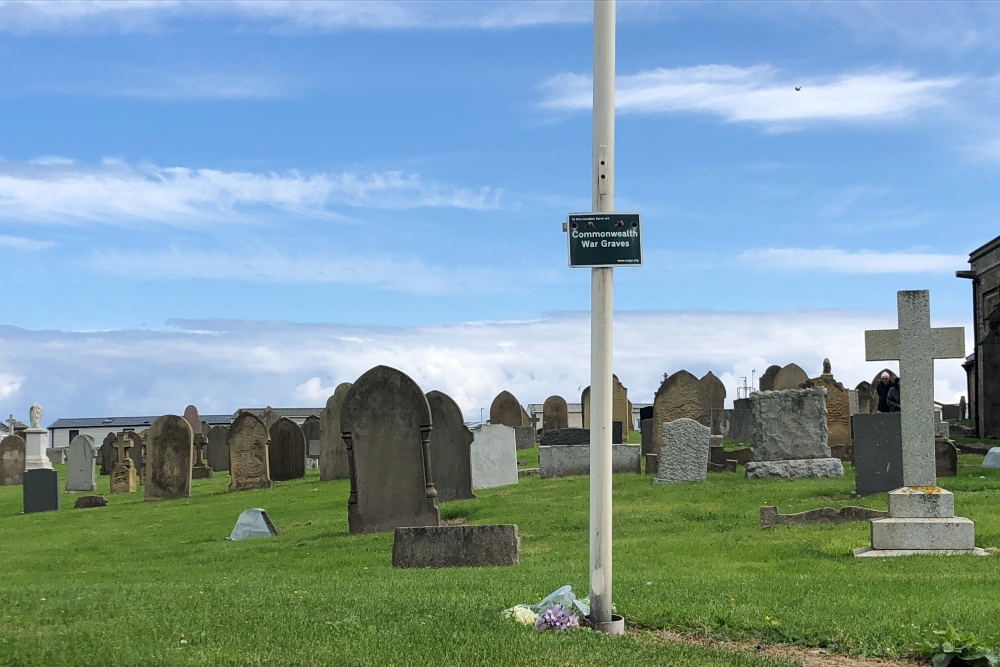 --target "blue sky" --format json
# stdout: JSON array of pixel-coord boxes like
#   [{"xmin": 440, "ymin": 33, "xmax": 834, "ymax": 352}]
[{"xmin": 1, "ymin": 1, "xmax": 997, "ymax": 422}]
